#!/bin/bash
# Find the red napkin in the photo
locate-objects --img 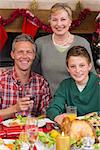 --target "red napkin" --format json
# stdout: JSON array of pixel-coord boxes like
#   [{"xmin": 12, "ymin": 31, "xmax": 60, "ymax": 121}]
[
  {"xmin": 0, "ymin": 130, "xmax": 6, "ymax": 138},
  {"xmin": 3, "ymin": 125, "xmax": 25, "ymax": 138},
  {"xmin": 0, "ymin": 124, "xmax": 6, "ymax": 138}
]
